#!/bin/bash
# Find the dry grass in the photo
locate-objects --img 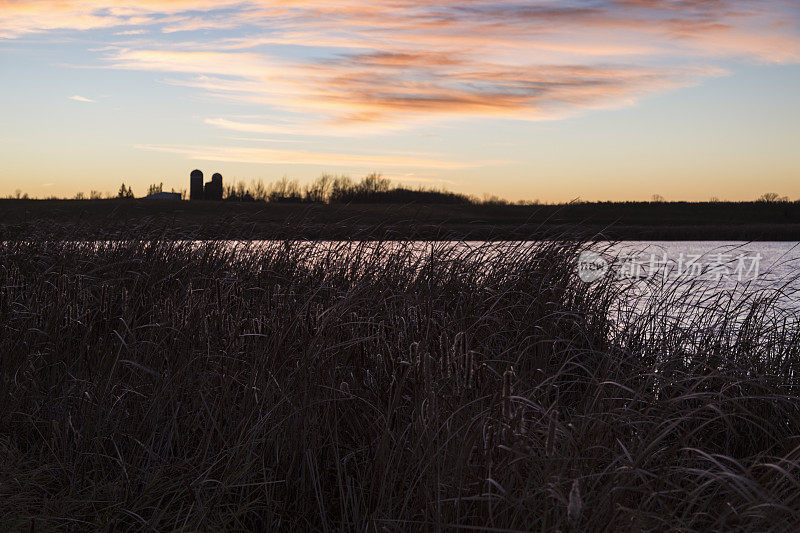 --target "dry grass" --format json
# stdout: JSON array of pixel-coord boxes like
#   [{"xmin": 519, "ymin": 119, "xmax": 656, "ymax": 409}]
[{"xmin": 1, "ymin": 237, "xmax": 799, "ymax": 531}]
